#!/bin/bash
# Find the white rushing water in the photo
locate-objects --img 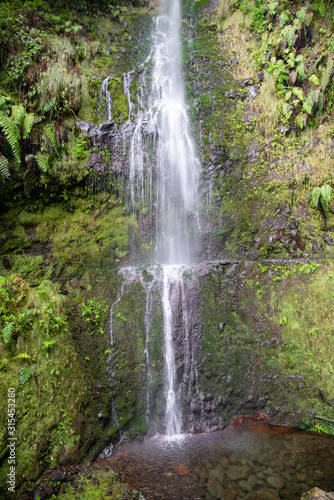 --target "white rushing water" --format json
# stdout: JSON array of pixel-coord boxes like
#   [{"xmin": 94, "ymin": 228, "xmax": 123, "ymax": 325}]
[
  {"xmin": 108, "ymin": 0, "xmax": 201, "ymax": 436},
  {"xmin": 100, "ymin": 76, "xmax": 112, "ymax": 122}
]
